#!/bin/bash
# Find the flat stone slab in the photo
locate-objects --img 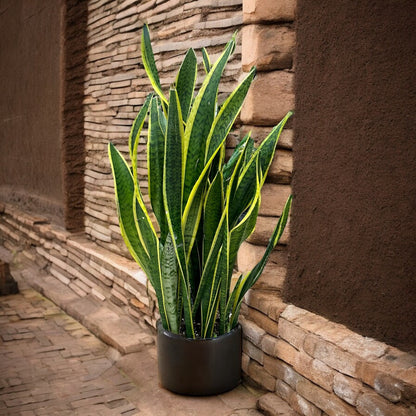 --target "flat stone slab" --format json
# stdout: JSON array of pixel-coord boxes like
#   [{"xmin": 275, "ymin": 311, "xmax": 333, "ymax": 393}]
[
  {"xmin": 84, "ymin": 305, "xmax": 154, "ymax": 354},
  {"xmin": 15, "ymin": 266, "xmax": 155, "ymax": 355}
]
